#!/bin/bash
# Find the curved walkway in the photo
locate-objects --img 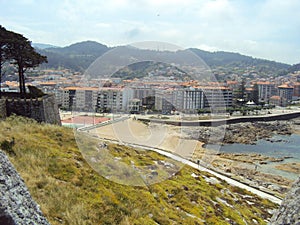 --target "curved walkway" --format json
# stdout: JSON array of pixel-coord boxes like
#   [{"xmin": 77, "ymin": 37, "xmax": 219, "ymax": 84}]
[{"xmin": 91, "ymin": 135, "xmax": 282, "ymax": 205}]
